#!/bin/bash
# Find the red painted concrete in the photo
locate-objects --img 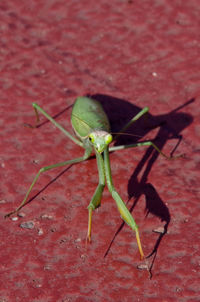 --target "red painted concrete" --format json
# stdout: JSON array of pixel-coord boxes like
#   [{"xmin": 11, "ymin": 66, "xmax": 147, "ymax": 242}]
[{"xmin": 0, "ymin": 1, "xmax": 199, "ymax": 301}]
